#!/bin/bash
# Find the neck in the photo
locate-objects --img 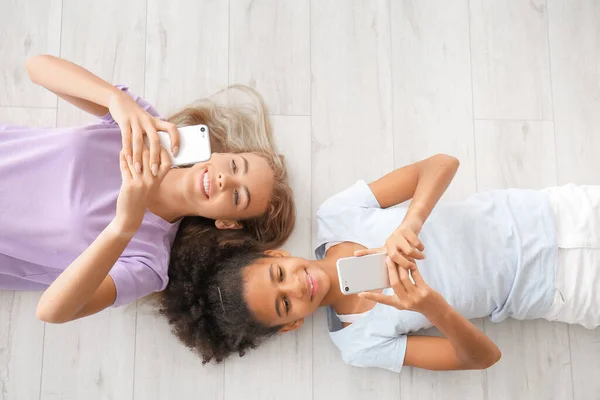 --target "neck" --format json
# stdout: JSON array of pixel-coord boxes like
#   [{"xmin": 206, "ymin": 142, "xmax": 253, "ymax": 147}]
[
  {"xmin": 148, "ymin": 169, "xmax": 194, "ymax": 223},
  {"xmin": 314, "ymin": 256, "xmax": 347, "ymax": 308}
]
